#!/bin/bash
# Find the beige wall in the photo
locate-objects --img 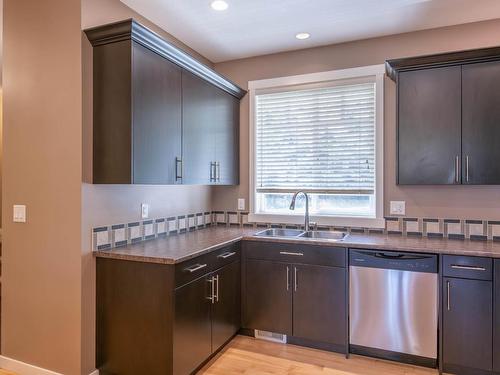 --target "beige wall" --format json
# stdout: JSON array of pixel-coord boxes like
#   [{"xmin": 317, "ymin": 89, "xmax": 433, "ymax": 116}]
[
  {"xmin": 213, "ymin": 18, "xmax": 500, "ymax": 220},
  {"xmin": 2, "ymin": 0, "xmax": 82, "ymax": 374},
  {"xmin": 80, "ymin": 0, "xmax": 214, "ymax": 372}
]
